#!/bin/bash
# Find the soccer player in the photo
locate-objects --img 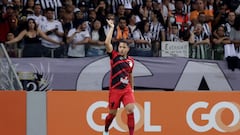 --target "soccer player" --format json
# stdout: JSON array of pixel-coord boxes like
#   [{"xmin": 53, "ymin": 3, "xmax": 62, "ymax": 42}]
[{"xmin": 103, "ymin": 19, "xmax": 135, "ymax": 135}]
